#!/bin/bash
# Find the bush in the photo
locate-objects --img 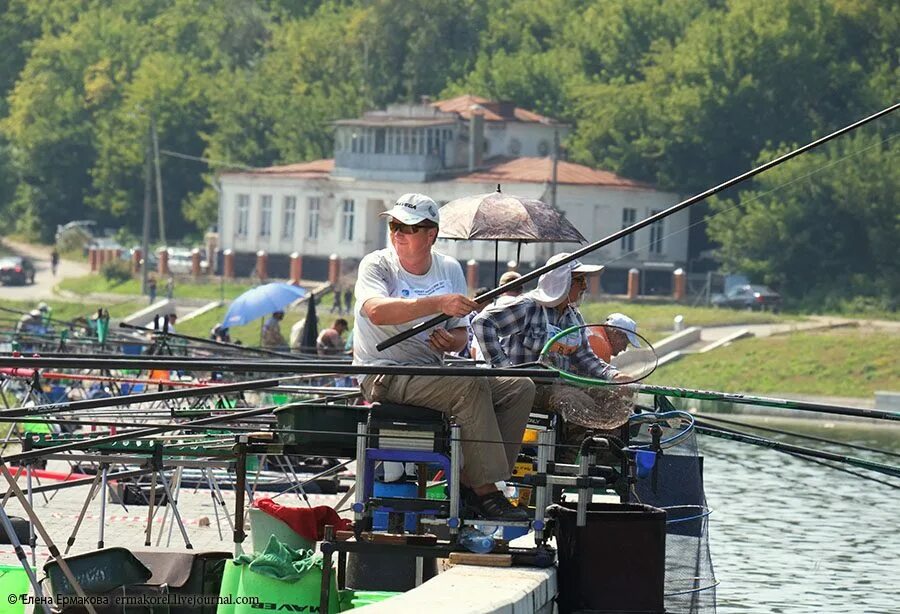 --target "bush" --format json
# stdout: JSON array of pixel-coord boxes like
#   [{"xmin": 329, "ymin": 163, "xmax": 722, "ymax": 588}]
[{"xmin": 100, "ymin": 259, "xmax": 133, "ymax": 284}]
